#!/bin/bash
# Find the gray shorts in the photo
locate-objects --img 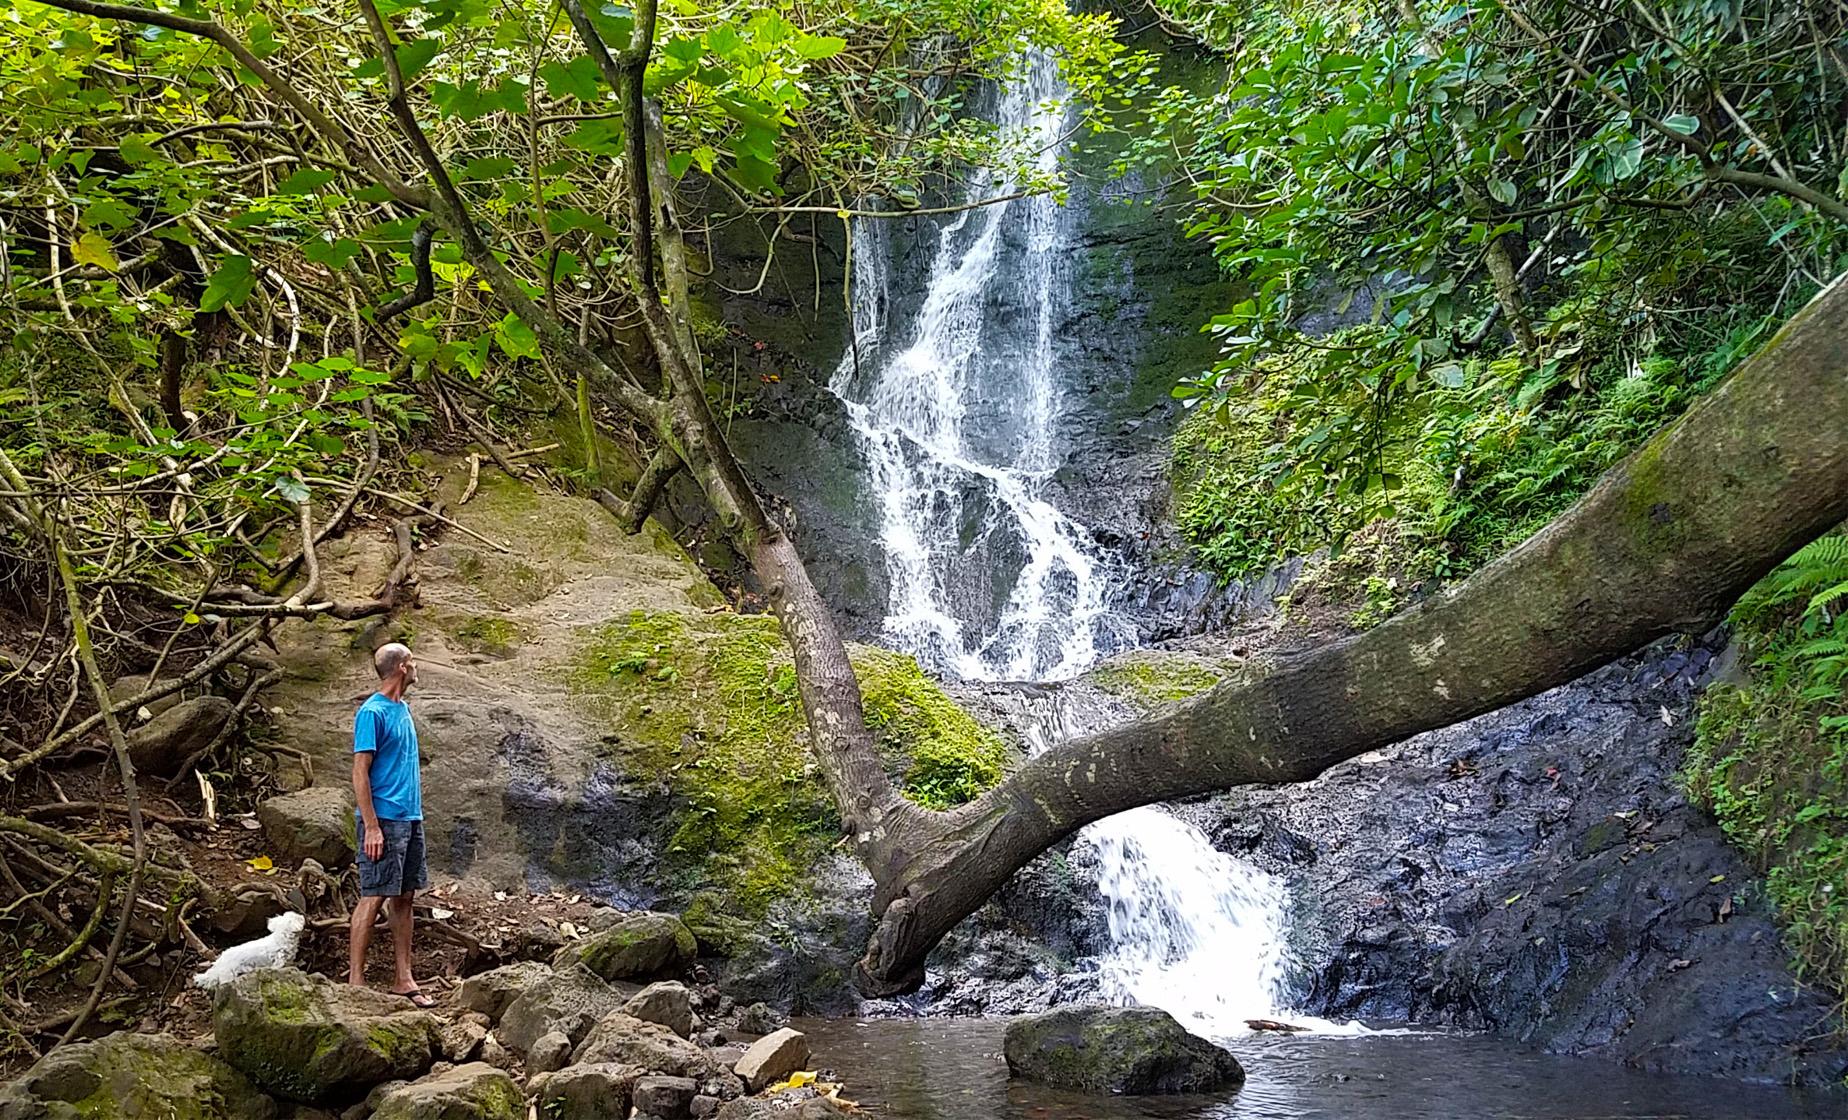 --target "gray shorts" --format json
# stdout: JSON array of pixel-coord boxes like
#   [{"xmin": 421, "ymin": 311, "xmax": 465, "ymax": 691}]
[{"xmin": 356, "ymin": 814, "xmax": 428, "ymax": 898}]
